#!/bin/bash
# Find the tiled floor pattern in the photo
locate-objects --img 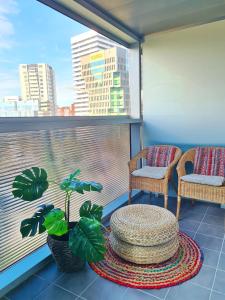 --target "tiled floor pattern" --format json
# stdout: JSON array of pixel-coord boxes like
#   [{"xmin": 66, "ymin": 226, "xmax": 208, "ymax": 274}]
[{"xmin": 4, "ymin": 194, "xmax": 225, "ymax": 300}]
